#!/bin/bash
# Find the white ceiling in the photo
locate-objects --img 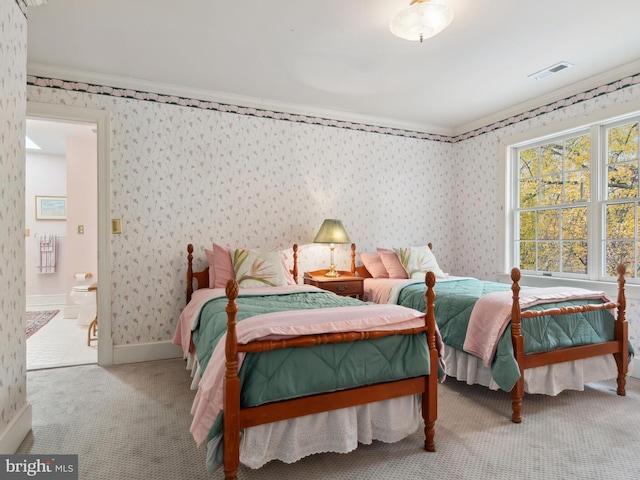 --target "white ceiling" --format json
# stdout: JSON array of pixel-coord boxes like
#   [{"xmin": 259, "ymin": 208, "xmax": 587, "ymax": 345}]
[
  {"xmin": 26, "ymin": 119, "xmax": 95, "ymax": 156},
  {"xmin": 25, "ymin": 0, "xmax": 640, "ymax": 136}
]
